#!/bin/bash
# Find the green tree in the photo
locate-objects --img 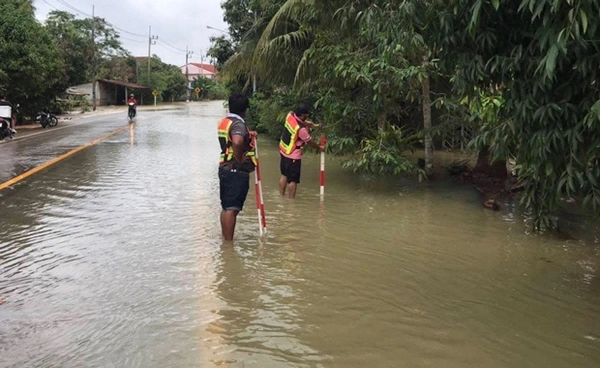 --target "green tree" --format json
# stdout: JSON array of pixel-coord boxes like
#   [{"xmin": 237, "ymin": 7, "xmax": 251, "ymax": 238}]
[
  {"xmin": 0, "ymin": 0, "xmax": 63, "ymax": 112},
  {"xmin": 97, "ymin": 56, "xmax": 137, "ymax": 82},
  {"xmin": 191, "ymin": 77, "xmax": 228, "ymax": 100},
  {"xmin": 45, "ymin": 10, "xmax": 127, "ymax": 88},
  {"xmin": 453, "ymin": 0, "xmax": 600, "ymax": 229},
  {"xmin": 207, "ymin": 36, "xmax": 235, "ymax": 71},
  {"xmin": 45, "ymin": 11, "xmax": 92, "ymax": 87},
  {"xmin": 137, "ymin": 55, "xmax": 187, "ymax": 103},
  {"xmin": 221, "ymin": 0, "xmax": 285, "ymax": 44},
  {"xmin": 220, "ymin": 0, "xmax": 600, "ymax": 229},
  {"xmin": 219, "ymin": 0, "xmax": 288, "ymax": 90}
]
